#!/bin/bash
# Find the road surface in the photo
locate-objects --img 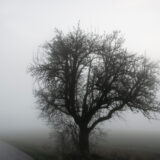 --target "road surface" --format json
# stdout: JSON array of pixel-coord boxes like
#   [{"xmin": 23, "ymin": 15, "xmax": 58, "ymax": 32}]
[{"xmin": 0, "ymin": 141, "xmax": 33, "ymax": 160}]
